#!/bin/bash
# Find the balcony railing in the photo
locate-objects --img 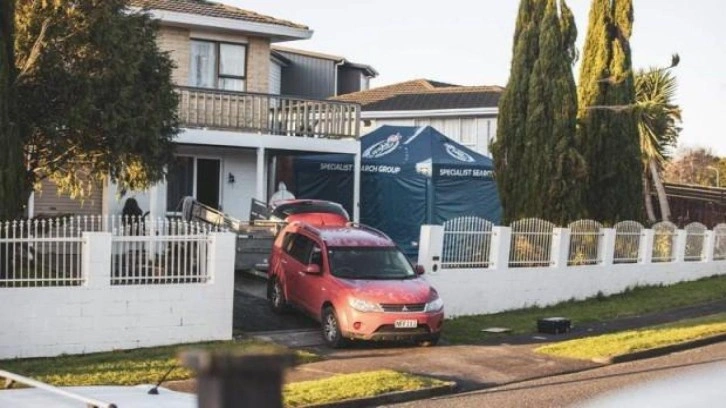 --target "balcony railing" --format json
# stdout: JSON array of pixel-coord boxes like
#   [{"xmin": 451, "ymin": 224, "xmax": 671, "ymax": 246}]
[{"xmin": 177, "ymin": 86, "xmax": 361, "ymax": 139}]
